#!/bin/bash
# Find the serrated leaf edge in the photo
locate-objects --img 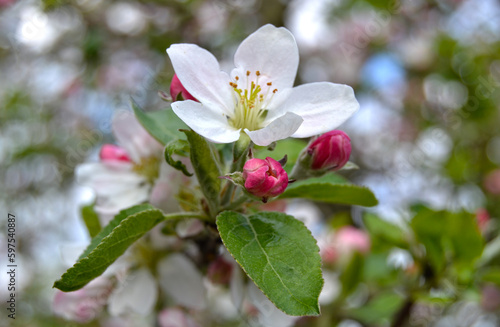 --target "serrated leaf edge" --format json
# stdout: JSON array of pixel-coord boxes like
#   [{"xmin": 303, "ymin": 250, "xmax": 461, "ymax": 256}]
[
  {"xmin": 217, "ymin": 211, "xmax": 323, "ymax": 316},
  {"xmin": 54, "ymin": 208, "xmax": 163, "ymax": 291}
]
